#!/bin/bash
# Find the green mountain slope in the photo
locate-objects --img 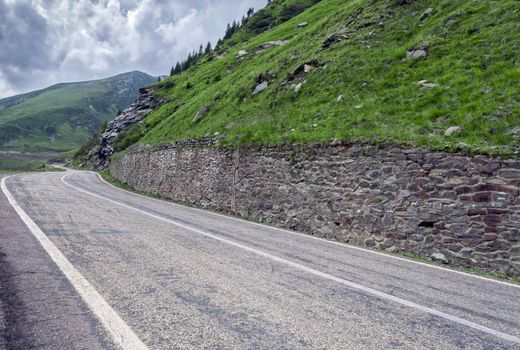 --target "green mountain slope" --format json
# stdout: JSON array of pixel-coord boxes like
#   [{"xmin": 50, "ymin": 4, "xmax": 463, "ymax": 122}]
[
  {"xmin": 0, "ymin": 71, "xmax": 156, "ymax": 152},
  {"xmin": 115, "ymin": 0, "xmax": 519, "ymax": 157}
]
